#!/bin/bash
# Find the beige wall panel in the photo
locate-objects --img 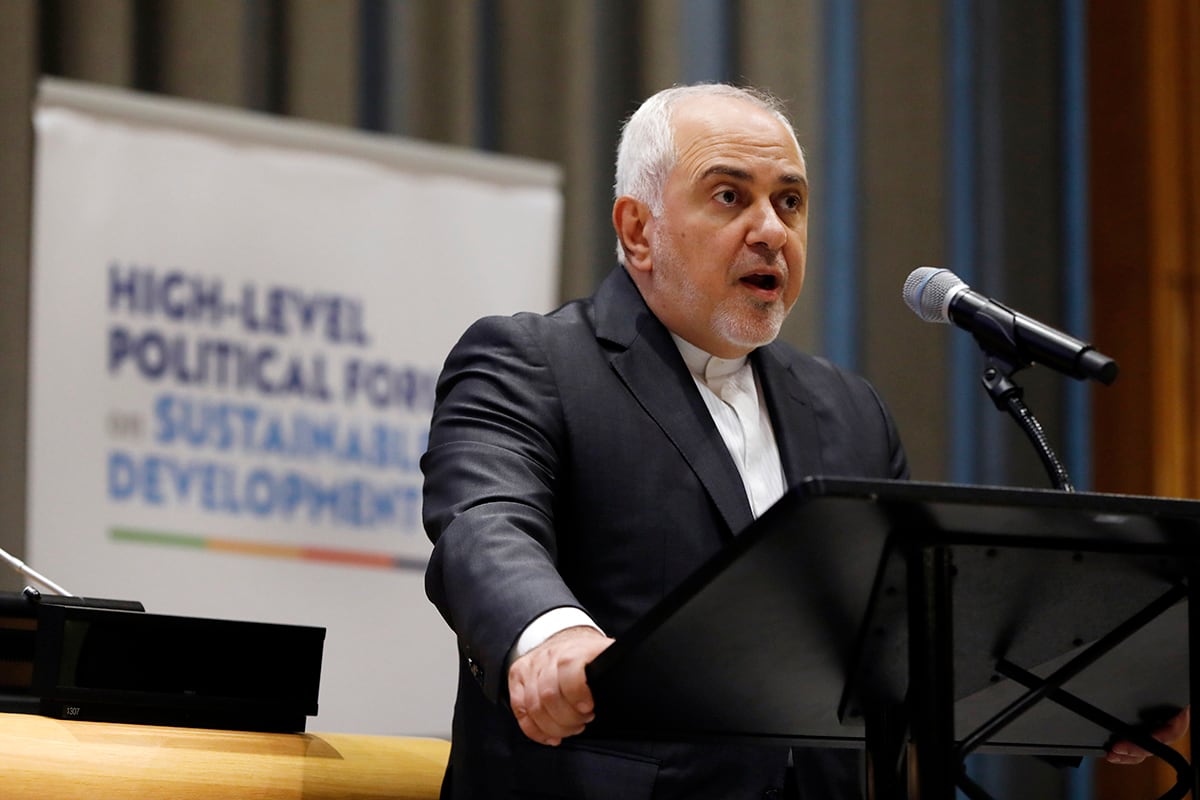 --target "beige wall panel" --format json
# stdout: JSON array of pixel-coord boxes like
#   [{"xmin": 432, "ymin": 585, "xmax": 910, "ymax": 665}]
[
  {"xmin": 0, "ymin": 0, "xmax": 37, "ymax": 586},
  {"xmin": 738, "ymin": 0, "xmax": 819, "ymax": 158},
  {"xmin": 638, "ymin": 0, "xmax": 682, "ymax": 96},
  {"xmin": 492, "ymin": 0, "xmax": 573, "ymax": 299},
  {"xmin": 156, "ymin": 0, "xmax": 249, "ymax": 106},
  {"xmin": 493, "ymin": 0, "xmax": 568, "ymax": 160},
  {"xmin": 739, "ymin": 0, "xmax": 821, "ymax": 355},
  {"xmin": 400, "ymin": 0, "xmax": 481, "ymax": 146},
  {"xmin": 49, "ymin": 0, "xmax": 136, "ymax": 86},
  {"xmin": 559, "ymin": 3, "xmax": 605, "ymax": 302},
  {"xmin": 283, "ymin": 0, "xmax": 358, "ymax": 126},
  {"xmin": 858, "ymin": 0, "xmax": 947, "ymax": 481}
]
